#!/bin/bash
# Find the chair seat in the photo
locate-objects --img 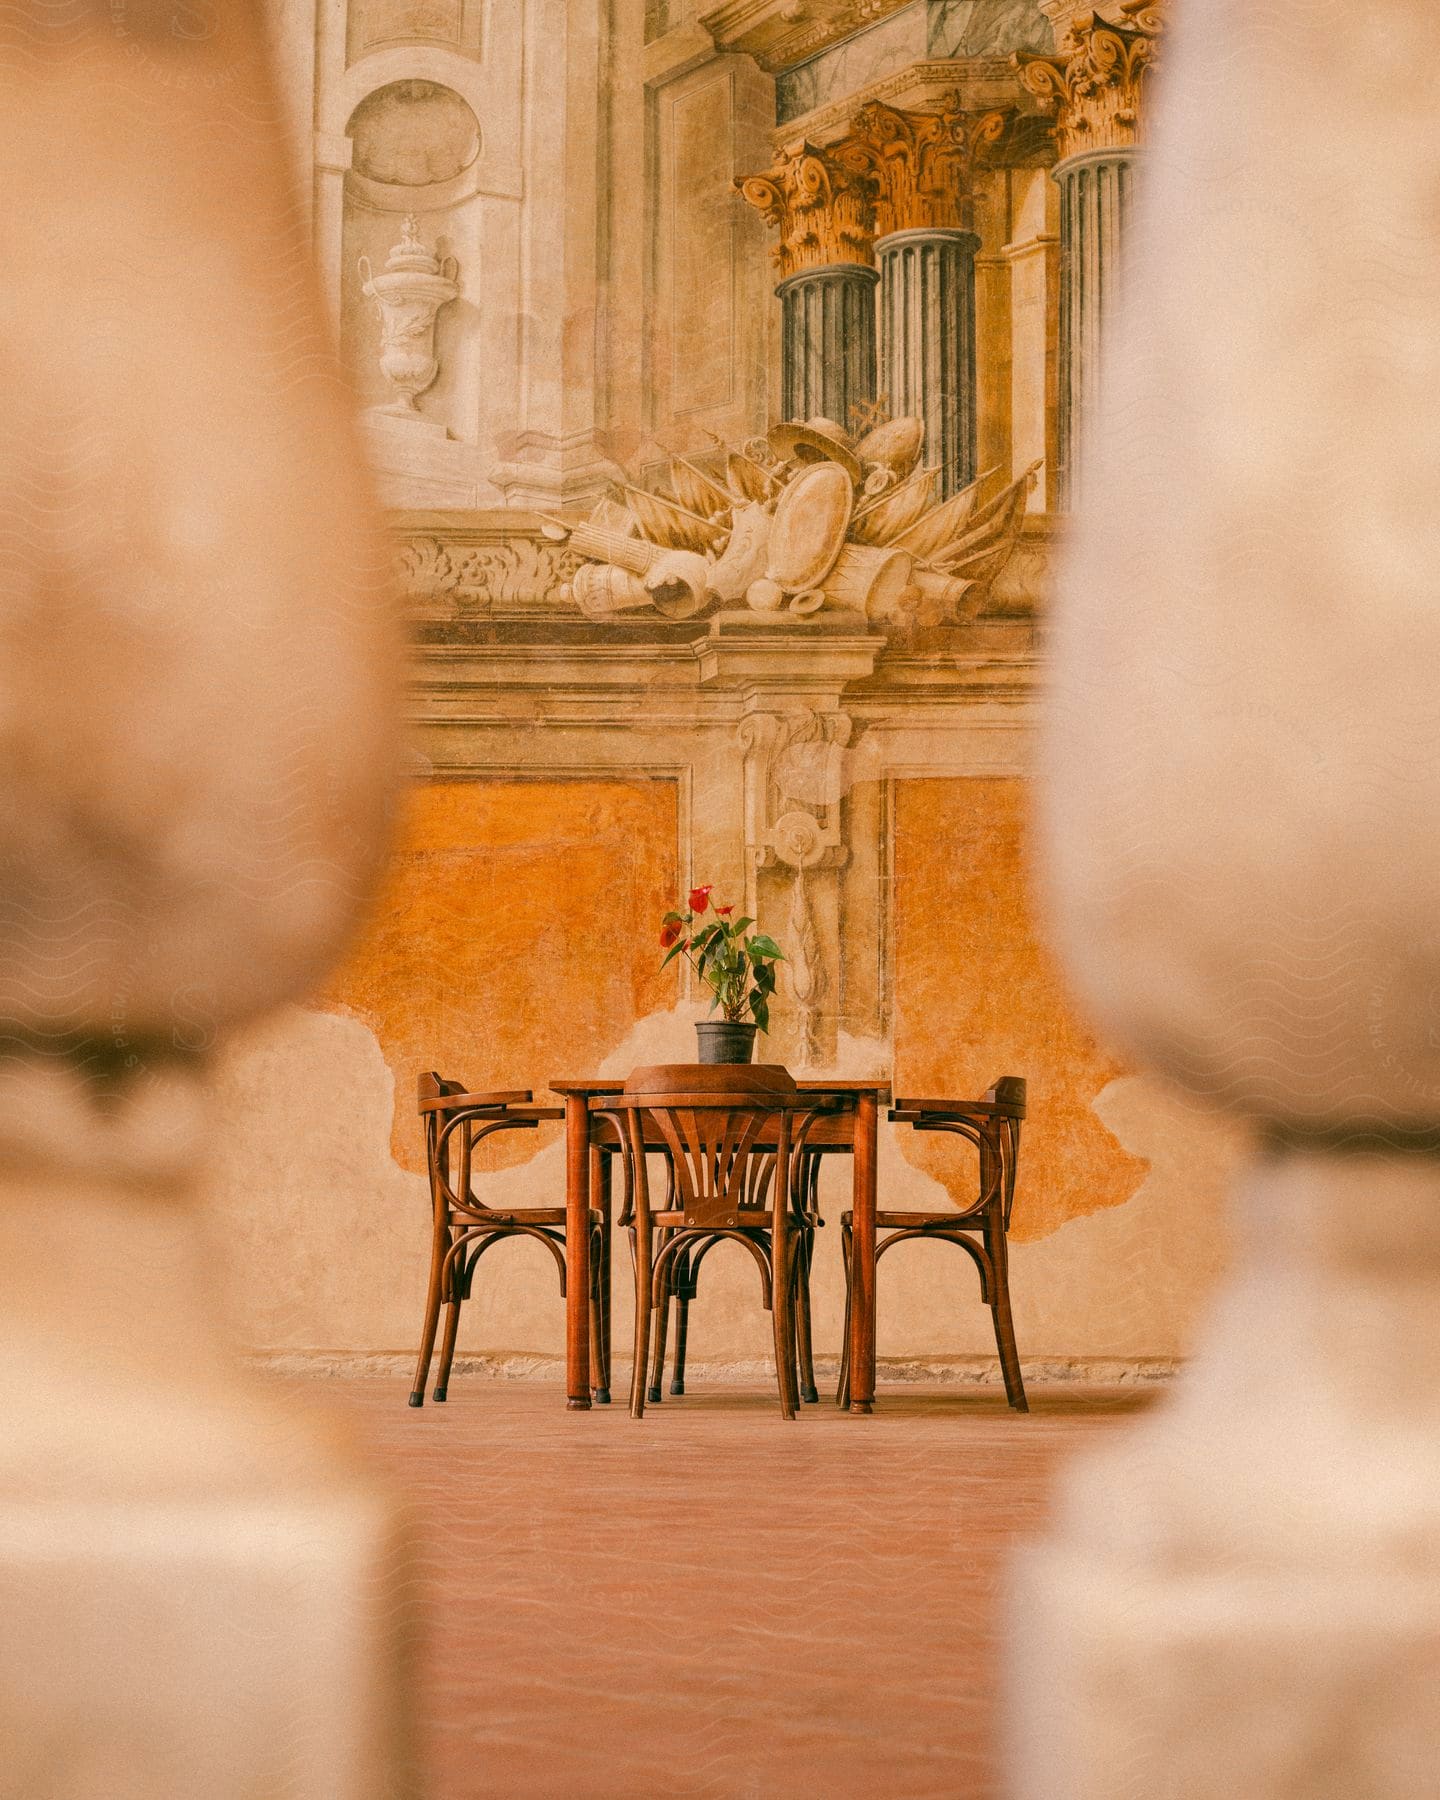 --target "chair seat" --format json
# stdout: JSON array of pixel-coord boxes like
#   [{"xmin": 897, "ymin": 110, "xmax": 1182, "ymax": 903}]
[
  {"xmin": 644, "ymin": 1216, "xmax": 817, "ymax": 1231},
  {"xmin": 841, "ymin": 1208, "xmax": 987, "ymax": 1230},
  {"xmin": 449, "ymin": 1207, "xmax": 603, "ymax": 1229},
  {"xmin": 647, "ymin": 1211, "xmax": 824, "ymax": 1231}
]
